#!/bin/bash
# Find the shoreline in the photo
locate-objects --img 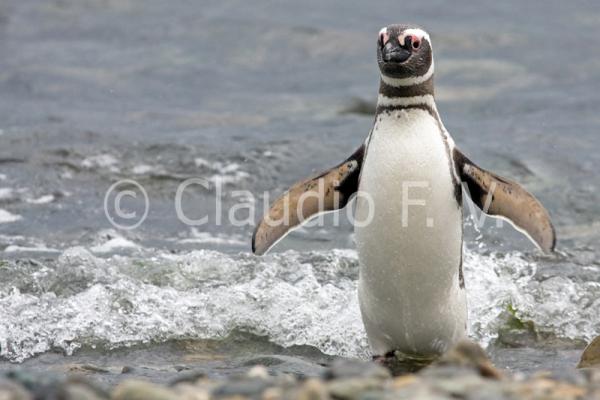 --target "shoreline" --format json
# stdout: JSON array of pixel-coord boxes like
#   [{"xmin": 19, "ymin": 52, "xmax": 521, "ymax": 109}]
[{"xmin": 2, "ymin": 340, "xmax": 599, "ymax": 400}]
